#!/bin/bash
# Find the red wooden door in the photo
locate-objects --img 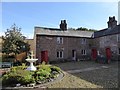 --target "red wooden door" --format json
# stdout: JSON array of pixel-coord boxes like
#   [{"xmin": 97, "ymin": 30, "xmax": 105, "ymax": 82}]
[
  {"xmin": 92, "ymin": 49, "xmax": 97, "ymax": 60},
  {"xmin": 41, "ymin": 51, "xmax": 48, "ymax": 63},
  {"xmin": 106, "ymin": 48, "xmax": 111, "ymax": 60}
]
